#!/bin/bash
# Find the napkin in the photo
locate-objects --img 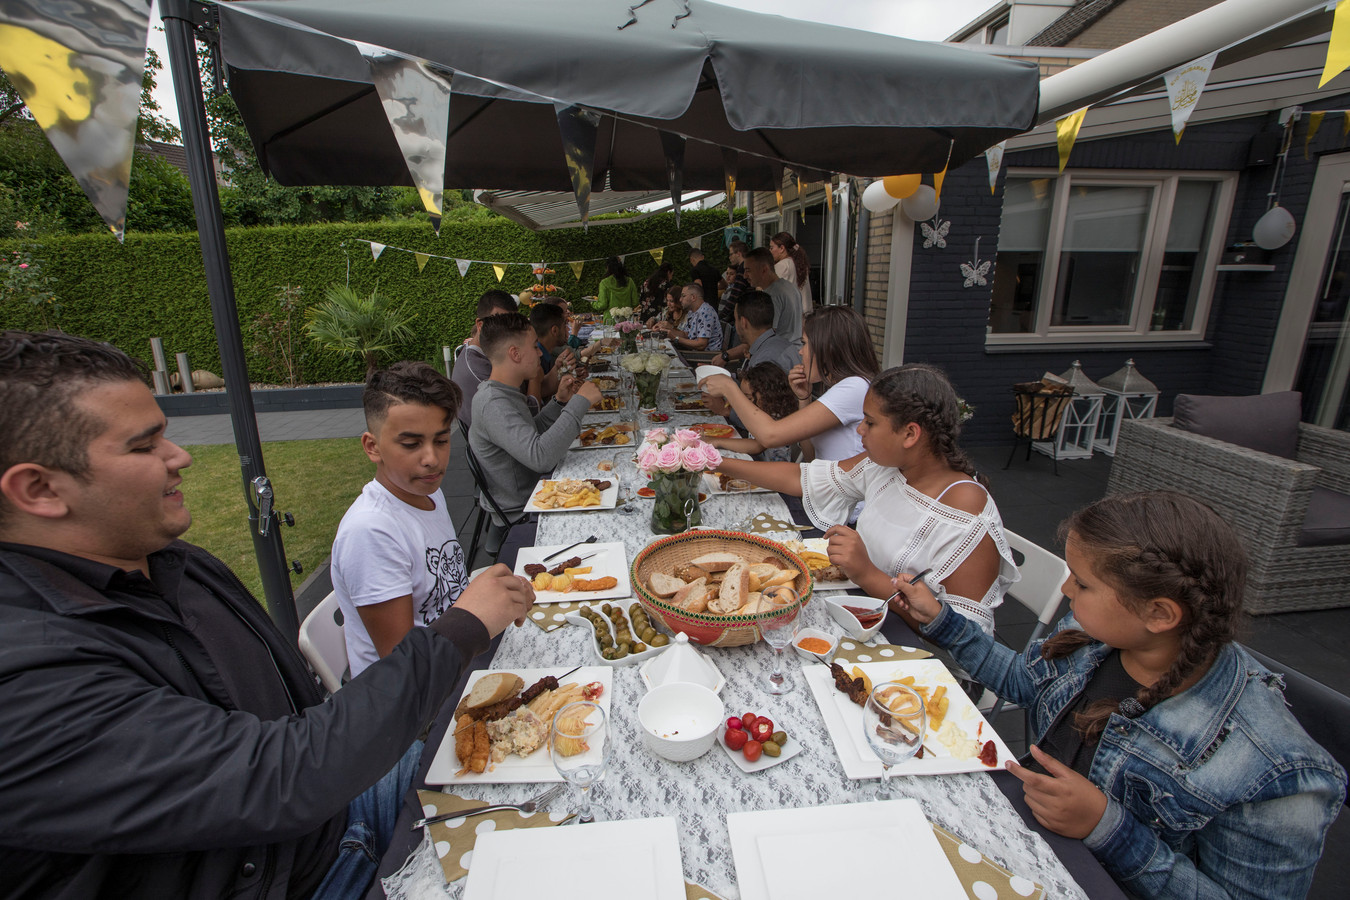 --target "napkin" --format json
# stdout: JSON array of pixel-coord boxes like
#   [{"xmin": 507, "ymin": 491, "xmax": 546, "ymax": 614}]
[
  {"xmin": 832, "ymin": 639, "xmax": 933, "ymax": 664},
  {"xmin": 685, "ymin": 881, "xmax": 728, "ymax": 900},
  {"xmin": 525, "ymin": 600, "xmax": 588, "ymax": 632},
  {"xmin": 931, "ymin": 823, "xmax": 1046, "ymax": 899},
  {"xmin": 416, "ymin": 789, "xmax": 573, "ymax": 883},
  {"xmin": 743, "ymin": 513, "xmax": 800, "ymax": 534}
]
